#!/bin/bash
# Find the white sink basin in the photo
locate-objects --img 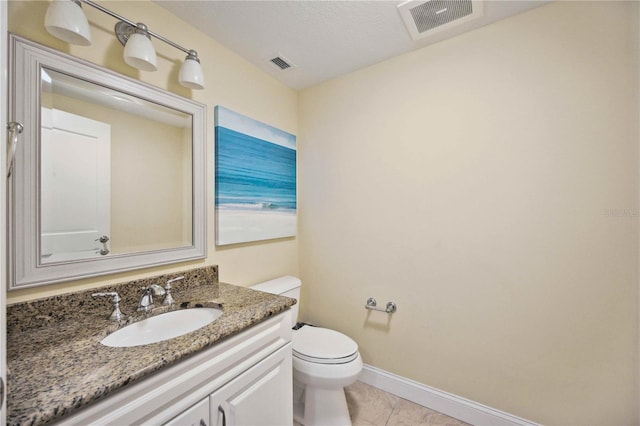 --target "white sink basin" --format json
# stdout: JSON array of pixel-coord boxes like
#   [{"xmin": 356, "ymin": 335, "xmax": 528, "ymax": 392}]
[{"xmin": 101, "ymin": 307, "xmax": 223, "ymax": 347}]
